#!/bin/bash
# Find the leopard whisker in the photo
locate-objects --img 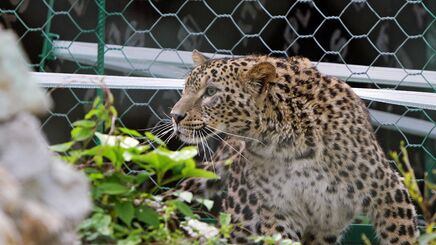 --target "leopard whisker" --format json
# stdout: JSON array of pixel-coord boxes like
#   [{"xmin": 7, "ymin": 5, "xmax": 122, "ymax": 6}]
[
  {"xmin": 136, "ymin": 126, "xmax": 159, "ymax": 132},
  {"xmin": 155, "ymin": 127, "xmax": 174, "ymax": 140},
  {"xmin": 192, "ymin": 128, "xmax": 196, "ymax": 144},
  {"xmin": 163, "ymin": 127, "xmax": 177, "ymax": 145},
  {"xmin": 137, "ymin": 121, "xmax": 171, "ymax": 132},
  {"xmin": 164, "ymin": 133, "xmax": 175, "ymax": 145},
  {"xmin": 198, "ymin": 130, "xmax": 208, "ymax": 164},
  {"xmin": 200, "ymin": 131, "xmax": 211, "ymax": 161},
  {"xmin": 176, "ymin": 142, "xmax": 187, "ymax": 151},
  {"xmin": 206, "ymin": 125, "xmax": 266, "ymax": 146},
  {"xmin": 204, "ymin": 127, "xmax": 249, "ymax": 163},
  {"xmin": 153, "ymin": 124, "xmax": 172, "ymax": 136},
  {"xmin": 138, "ymin": 123, "xmax": 172, "ymax": 136},
  {"xmin": 199, "ymin": 131, "xmax": 208, "ymax": 163},
  {"xmin": 198, "ymin": 130, "xmax": 211, "ymax": 171},
  {"xmin": 201, "ymin": 130, "xmax": 217, "ymax": 174},
  {"xmin": 161, "ymin": 111, "xmax": 173, "ymax": 120},
  {"xmin": 152, "ymin": 125, "xmax": 173, "ymax": 136},
  {"xmin": 198, "ymin": 130, "xmax": 208, "ymax": 160}
]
